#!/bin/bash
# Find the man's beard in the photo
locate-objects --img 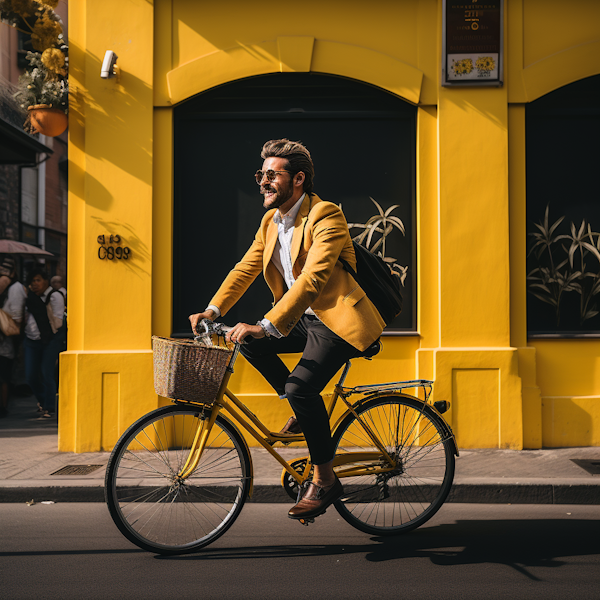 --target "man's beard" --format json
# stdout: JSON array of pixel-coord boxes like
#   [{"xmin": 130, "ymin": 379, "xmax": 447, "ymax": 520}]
[{"xmin": 261, "ymin": 179, "xmax": 294, "ymax": 210}]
